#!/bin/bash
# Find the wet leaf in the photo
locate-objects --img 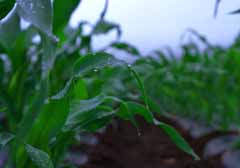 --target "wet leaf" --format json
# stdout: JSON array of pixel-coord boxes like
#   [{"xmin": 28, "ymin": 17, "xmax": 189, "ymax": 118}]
[
  {"xmin": 74, "ymin": 108, "xmax": 115, "ymax": 132},
  {"xmin": 0, "ymin": 5, "xmax": 20, "ymax": 50},
  {"xmin": 16, "ymin": 0, "xmax": 53, "ymax": 36},
  {"xmin": 51, "ymin": 78, "xmax": 73, "ymax": 100},
  {"xmin": 64, "ymin": 95, "xmax": 106, "ymax": 131},
  {"xmin": 27, "ymin": 99, "xmax": 69, "ymax": 146},
  {"xmin": 0, "ymin": 132, "xmax": 15, "ymax": 149},
  {"xmin": 25, "ymin": 144, "xmax": 54, "ymax": 168},
  {"xmin": 73, "ymin": 52, "xmax": 124, "ymax": 77},
  {"xmin": 0, "ymin": 0, "xmax": 15, "ymax": 19},
  {"xmin": 41, "ymin": 33, "xmax": 58, "ymax": 78}
]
